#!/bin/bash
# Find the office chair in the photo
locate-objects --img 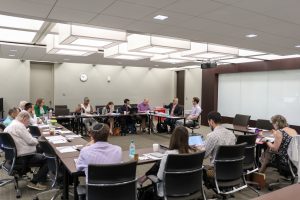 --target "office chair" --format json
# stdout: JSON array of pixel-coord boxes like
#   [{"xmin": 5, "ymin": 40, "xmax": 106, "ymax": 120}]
[
  {"xmin": 185, "ymin": 114, "xmax": 201, "ymax": 135},
  {"xmin": 256, "ymin": 119, "xmax": 273, "ymax": 130},
  {"xmin": 148, "ymin": 151, "xmax": 207, "ymax": 200},
  {"xmin": 206, "ymin": 143, "xmax": 247, "ymax": 199},
  {"xmin": 237, "ymin": 134, "xmax": 260, "ymax": 196},
  {"xmin": 95, "ymin": 105, "xmax": 105, "ymax": 115},
  {"xmin": 233, "ymin": 114, "xmax": 251, "ymax": 127},
  {"xmin": 29, "ymin": 125, "xmax": 42, "ymax": 138},
  {"xmin": 55, "ymin": 105, "xmax": 68, "ymax": 110},
  {"xmin": 33, "ymin": 140, "xmax": 62, "ymax": 200},
  {"xmin": 77, "ymin": 161, "xmax": 137, "ymax": 200},
  {"xmin": 0, "ymin": 132, "xmax": 32, "ymax": 198},
  {"xmin": 54, "ymin": 108, "xmax": 70, "ymax": 116}
]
